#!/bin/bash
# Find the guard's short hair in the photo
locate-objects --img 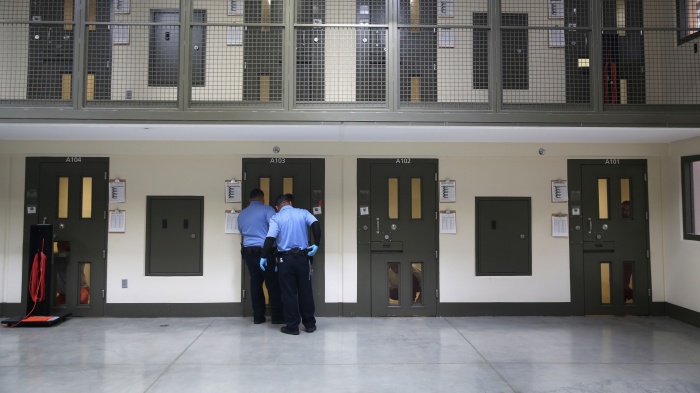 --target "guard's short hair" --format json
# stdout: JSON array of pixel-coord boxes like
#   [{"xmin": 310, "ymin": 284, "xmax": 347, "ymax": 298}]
[
  {"xmin": 274, "ymin": 194, "xmax": 291, "ymax": 207},
  {"xmin": 249, "ymin": 189, "xmax": 264, "ymax": 200}
]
